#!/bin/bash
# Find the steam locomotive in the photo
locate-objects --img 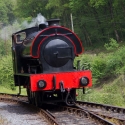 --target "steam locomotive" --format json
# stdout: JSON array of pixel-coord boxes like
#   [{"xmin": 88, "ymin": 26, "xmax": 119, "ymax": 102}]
[{"xmin": 12, "ymin": 19, "xmax": 92, "ymax": 106}]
